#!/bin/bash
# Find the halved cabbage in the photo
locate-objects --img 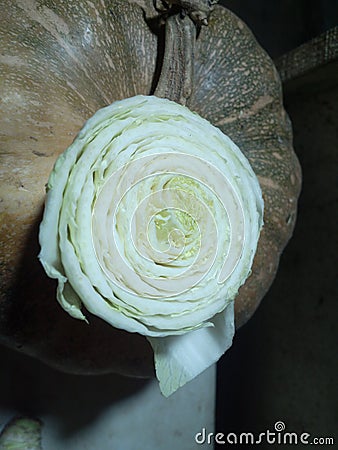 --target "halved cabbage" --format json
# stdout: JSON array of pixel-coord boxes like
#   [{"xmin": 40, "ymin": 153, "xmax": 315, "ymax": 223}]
[{"xmin": 39, "ymin": 95, "xmax": 263, "ymax": 396}]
